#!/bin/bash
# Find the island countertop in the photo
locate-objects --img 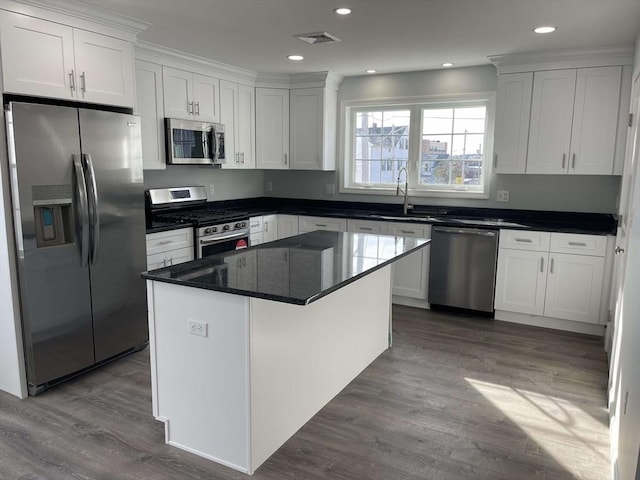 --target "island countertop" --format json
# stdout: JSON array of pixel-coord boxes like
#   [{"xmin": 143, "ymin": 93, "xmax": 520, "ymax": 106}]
[{"xmin": 142, "ymin": 230, "xmax": 430, "ymax": 305}]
